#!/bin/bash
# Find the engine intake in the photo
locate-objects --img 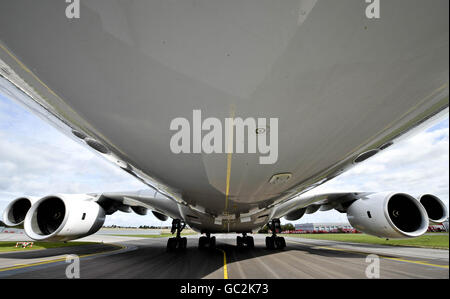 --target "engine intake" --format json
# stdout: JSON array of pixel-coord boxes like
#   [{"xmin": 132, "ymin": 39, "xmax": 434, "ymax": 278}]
[
  {"xmin": 24, "ymin": 194, "xmax": 105, "ymax": 241},
  {"xmin": 417, "ymin": 194, "xmax": 448, "ymax": 224},
  {"xmin": 2, "ymin": 197, "xmax": 36, "ymax": 227}
]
